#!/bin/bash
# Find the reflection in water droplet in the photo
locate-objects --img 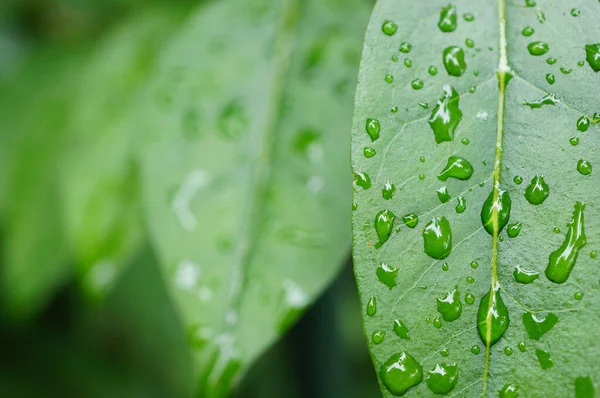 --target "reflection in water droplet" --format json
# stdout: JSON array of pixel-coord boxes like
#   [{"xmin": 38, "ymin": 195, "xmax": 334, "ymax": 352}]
[
  {"xmin": 440, "ymin": 348, "xmax": 449, "ymax": 357},
  {"xmin": 385, "ymin": 74, "xmax": 394, "ymax": 83},
  {"xmin": 518, "ymin": 341, "xmax": 526, "ymax": 352},
  {"xmin": 426, "ymin": 363, "xmax": 458, "ymax": 394},
  {"xmin": 546, "ymin": 73, "xmax": 555, "ymax": 85},
  {"xmin": 382, "ymin": 182, "xmax": 396, "ymax": 200},
  {"xmin": 477, "ymin": 288, "xmax": 509, "ymax": 346},
  {"xmin": 585, "ymin": 44, "xmax": 600, "ymax": 72},
  {"xmin": 522, "ymin": 26, "xmax": 534, "ymax": 36},
  {"xmin": 428, "ymin": 85, "xmax": 463, "ymax": 144},
  {"xmin": 366, "ymin": 118, "xmax": 380, "ymax": 141},
  {"xmin": 481, "ymin": 188, "xmax": 512, "ymax": 235},
  {"xmin": 364, "ymin": 147, "xmax": 376, "ymax": 158},
  {"xmin": 504, "ymin": 346, "xmax": 513, "ymax": 356},
  {"xmin": 525, "ymin": 175, "xmax": 550, "ymax": 205},
  {"xmin": 528, "ymin": 41, "xmax": 549, "ymax": 56},
  {"xmin": 433, "ymin": 317, "xmax": 442, "ymax": 328},
  {"xmin": 536, "ymin": 10, "xmax": 546, "ymax": 24},
  {"xmin": 391, "ymin": 106, "xmax": 398, "ymax": 113},
  {"xmin": 465, "ymin": 293, "xmax": 475, "ymax": 305},
  {"xmin": 465, "ymin": 38, "xmax": 475, "ymax": 48},
  {"xmin": 571, "ymin": 8, "xmax": 581, "ymax": 17},
  {"xmin": 437, "ymin": 186, "xmax": 451, "ymax": 203},
  {"xmin": 442, "ymin": 262, "xmax": 449, "ymax": 271},
  {"xmin": 443, "ymin": 46, "xmax": 467, "ymax": 77},
  {"xmin": 507, "ymin": 222, "xmax": 522, "ymax": 238},
  {"xmin": 577, "ymin": 116, "xmax": 590, "ymax": 132},
  {"xmin": 524, "ymin": 94, "xmax": 559, "ymax": 109},
  {"xmin": 367, "ymin": 296, "xmax": 377, "ymax": 316},
  {"xmin": 470, "ymin": 261, "xmax": 478, "ymax": 269},
  {"xmin": 570, "ymin": 137, "xmax": 580, "ymax": 146},
  {"xmin": 535, "ymin": 348, "xmax": 554, "ymax": 370},
  {"xmin": 471, "ymin": 345, "xmax": 480, "ymax": 355},
  {"xmin": 393, "ymin": 319, "xmax": 410, "ymax": 339},
  {"xmin": 546, "ymin": 202, "xmax": 586, "ymax": 283},
  {"xmin": 438, "ymin": 156, "xmax": 474, "ymax": 181},
  {"xmin": 354, "ymin": 172, "xmax": 371, "ymax": 190},
  {"xmin": 380, "ymin": 352, "xmax": 423, "ymax": 396},
  {"xmin": 500, "ymin": 384, "xmax": 520, "ymax": 398},
  {"xmin": 437, "ymin": 287, "xmax": 462, "ymax": 321},
  {"xmin": 461, "ymin": 138, "xmax": 470, "ymax": 145},
  {"xmin": 404, "ymin": 59, "xmax": 413, "ymax": 68},
  {"xmin": 392, "ymin": 55, "xmax": 399, "ymax": 62},
  {"xmin": 577, "ymin": 160, "xmax": 592, "ymax": 175},
  {"xmin": 377, "ymin": 263, "xmax": 398, "ymax": 289},
  {"xmin": 438, "ymin": 4, "xmax": 457, "ymax": 32},
  {"xmin": 463, "ymin": 12, "xmax": 474, "ymax": 22},
  {"xmin": 403, "ymin": 213, "xmax": 419, "ymax": 228},
  {"xmin": 513, "ymin": 265, "xmax": 539, "ymax": 284},
  {"xmin": 419, "ymin": 173, "xmax": 426, "ymax": 181},
  {"xmin": 523, "ymin": 312, "xmax": 558, "ymax": 340},
  {"xmin": 547, "ymin": 57, "xmax": 557, "ymax": 65},
  {"xmin": 560, "ymin": 67, "xmax": 572, "ymax": 75},
  {"xmin": 423, "ymin": 216, "xmax": 453, "ymax": 259},
  {"xmin": 455, "ymin": 196, "xmax": 466, "ymax": 213},
  {"xmin": 412, "ymin": 79, "xmax": 424, "ymax": 90},
  {"xmin": 466, "ymin": 276, "xmax": 475, "ymax": 283},
  {"xmin": 382, "ymin": 21, "xmax": 398, "ymax": 36},
  {"xmin": 591, "ymin": 250, "xmax": 597, "ymax": 259},
  {"xmin": 399, "ymin": 42, "xmax": 412, "ymax": 53},
  {"xmin": 372, "ymin": 330, "xmax": 386, "ymax": 344},
  {"xmin": 375, "ymin": 210, "xmax": 396, "ymax": 248},
  {"xmin": 513, "ymin": 176, "xmax": 523, "ymax": 185},
  {"xmin": 574, "ymin": 292, "xmax": 584, "ymax": 300}
]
